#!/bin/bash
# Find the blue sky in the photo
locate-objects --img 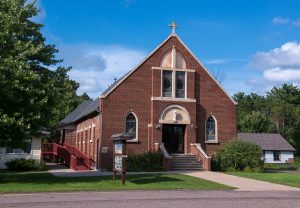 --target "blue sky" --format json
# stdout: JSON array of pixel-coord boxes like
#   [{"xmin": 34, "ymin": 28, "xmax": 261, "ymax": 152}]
[{"xmin": 36, "ymin": 0, "xmax": 300, "ymax": 98}]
